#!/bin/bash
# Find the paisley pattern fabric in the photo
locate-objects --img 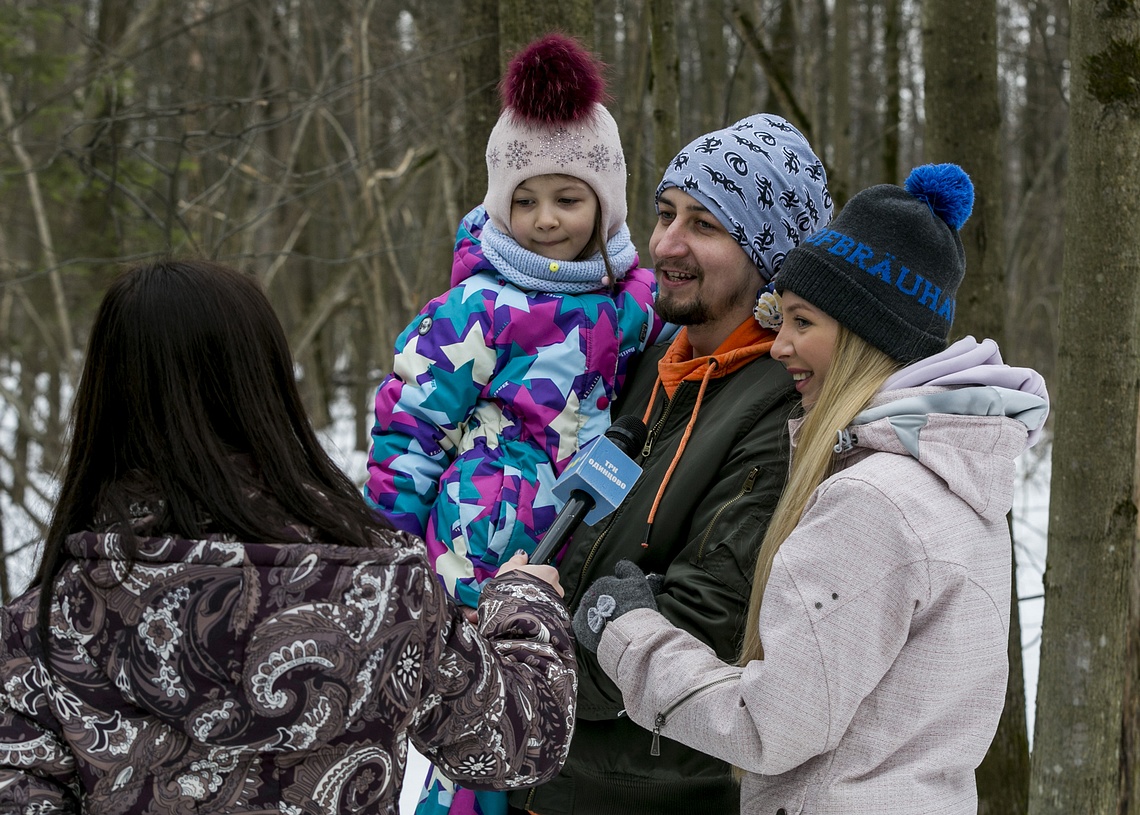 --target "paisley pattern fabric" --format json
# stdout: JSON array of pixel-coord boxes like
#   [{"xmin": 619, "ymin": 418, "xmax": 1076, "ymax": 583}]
[
  {"xmin": 0, "ymin": 523, "xmax": 576, "ymax": 814},
  {"xmin": 366, "ymin": 205, "xmax": 668, "ymax": 608}
]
